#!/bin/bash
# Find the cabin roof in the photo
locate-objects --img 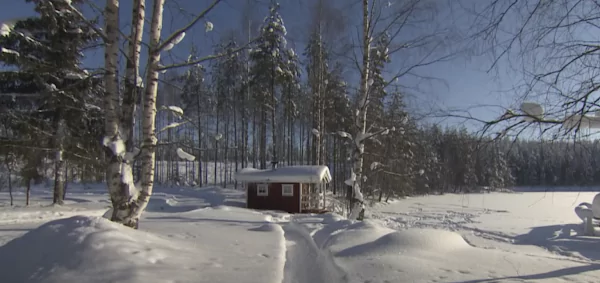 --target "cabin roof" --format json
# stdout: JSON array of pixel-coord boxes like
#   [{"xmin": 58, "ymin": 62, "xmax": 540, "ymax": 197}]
[{"xmin": 235, "ymin": 165, "xmax": 332, "ymax": 183}]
